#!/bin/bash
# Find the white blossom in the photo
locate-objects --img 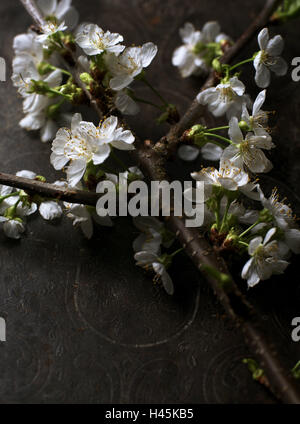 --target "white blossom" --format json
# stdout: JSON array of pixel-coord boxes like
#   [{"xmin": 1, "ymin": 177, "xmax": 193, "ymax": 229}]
[
  {"xmin": 12, "ymin": 64, "xmax": 62, "ymax": 142},
  {"xmin": 197, "ymin": 76, "xmax": 250, "ymax": 119},
  {"xmin": 178, "ymin": 143, "xmax": 223, "ymax": 162},
  {"xmin": 191, "ymin": 159, "xmax": 259, "ymax": 199},
  {"xmin": 221, "ymin": 116, "xmax": 274, "ymax": 173},
  {"xmin": 172, "ymin": 21, "xmax": 231, "ymax": 78},
  {"xmin": 0, "ymin": 180, "xmax": 37, "ymax": 239},
  {"xmin": 75, "ymin": 23, "xmax": 125, "ymax": 56},
  {"xmin": 241, "ymin": 90, "xmax": 271, "ymax": 138},
  {"xmin": 254, "ymin": 28, "xmax": 288, "ymax": 88},
  {"xmin": 242, "ymin": 228, "xmax": 289, "ymax": 287},
  {"xmin": 51, "ymin": 113, "xmax": 135, "ymax": 186},
  {"xmin": 106, "ymin": 43, "xmax": 158, "ymax": 91},
  {"xmin": 12, "ymin": 32, "xmax": 44, "ymax": 74},
  {"xmin": 134, "ymin": 251, "xmax": 174, "ymax": 295},
  {"xmin": 16, "ymin": 170, "xmax": 62, "ymax": 220},
  {"xmin": 258, "ymin": 186, "xmax": 300, "ymax": 254},
  {"xmin": 133, "ymin": 217, "xmax": 164, "ymax": 255},
  {"xmin": 37, "ymin": 0, "xmax": 79, "ymax": 30},
  {"xmin": 0, "ymin": 217, "xmax": 25, "ymax": 240},
  {"xmin": 65, "ymin": 203, "xmax": 113, "ymax": 239},
  {"xmin": 37, "ymin": 21, "xmax": 67, "ymax": 44},
  {"xmin": 178, "ymin": 145, "xmax": 200, "ymax": 161},
  {"xmin": 114, "ymin": 90, "xmax": 140, "ymax": 115}
]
